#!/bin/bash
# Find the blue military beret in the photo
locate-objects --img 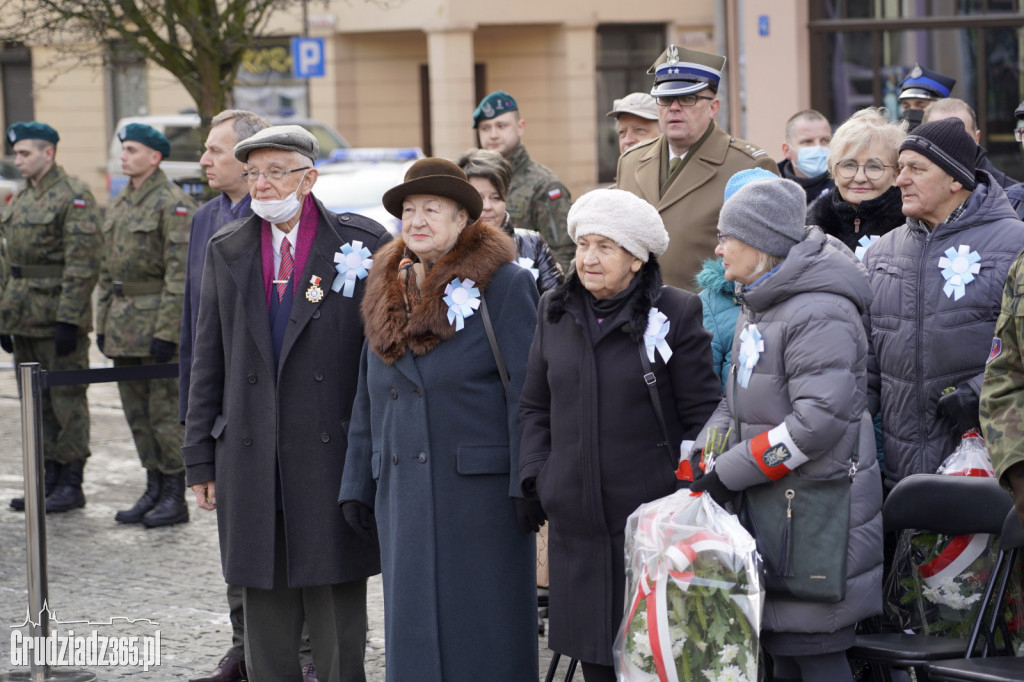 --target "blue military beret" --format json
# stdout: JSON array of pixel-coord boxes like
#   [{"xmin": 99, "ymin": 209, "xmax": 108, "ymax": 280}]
[
  {"xmin": 117, "ymin": 123, "xmax": 171, "ymax": 159},
  {"xmin": 7, "ymin": 121, "xmax": 59, "ymax": 145},
  {"xmin": 899, "ymin": 63, "xmax": 955, "ymax": 101},
  {"xmin": 473, "ymin": 90, "xmax": 518, "ymax": 129}
]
